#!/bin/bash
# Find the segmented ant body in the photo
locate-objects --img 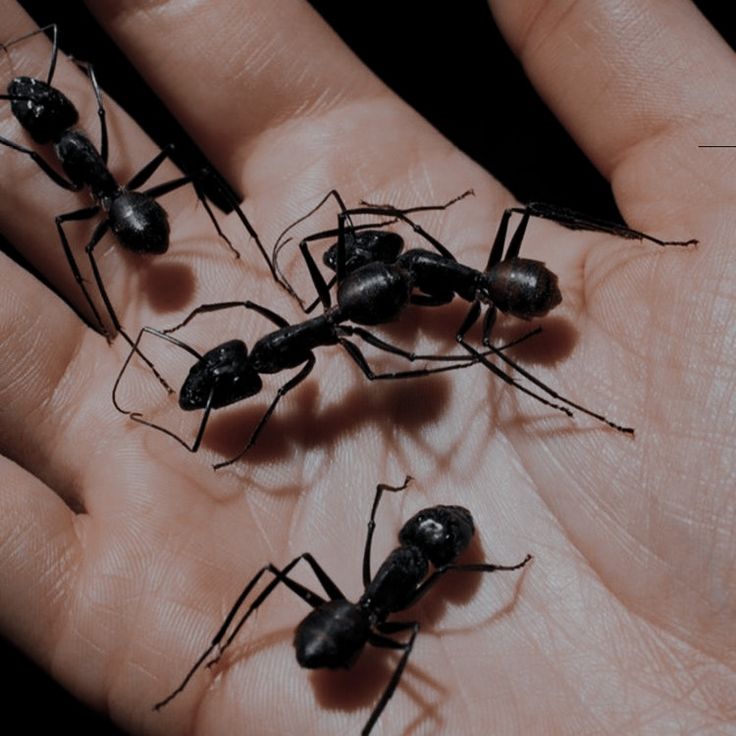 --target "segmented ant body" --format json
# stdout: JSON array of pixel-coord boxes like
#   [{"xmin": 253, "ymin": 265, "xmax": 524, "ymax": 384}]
[
  {"xmin": 114, "ymin": 281, "xmax": 534, "ymax": 468},
  {"xmin": 153, "ymin": 476, "xmax": 532, "ymax": 735},
  {"xmin": 273, "ymin": 190, "xmax": 697, "ymax": 433},
  {"xmin": 0, "ymin": 25, "xmax": 274, "ymax": 344}
]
